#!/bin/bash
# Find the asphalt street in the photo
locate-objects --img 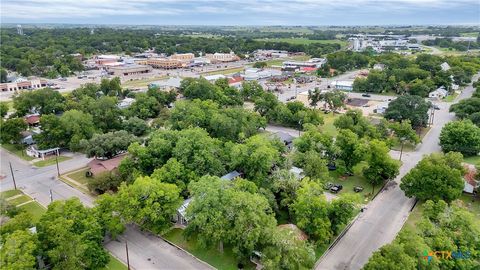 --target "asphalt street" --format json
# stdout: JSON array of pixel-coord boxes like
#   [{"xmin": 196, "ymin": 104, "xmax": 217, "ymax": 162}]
[{"xmin": 315, "ymin": 72, "xmax": 480, "ymax": 270}]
